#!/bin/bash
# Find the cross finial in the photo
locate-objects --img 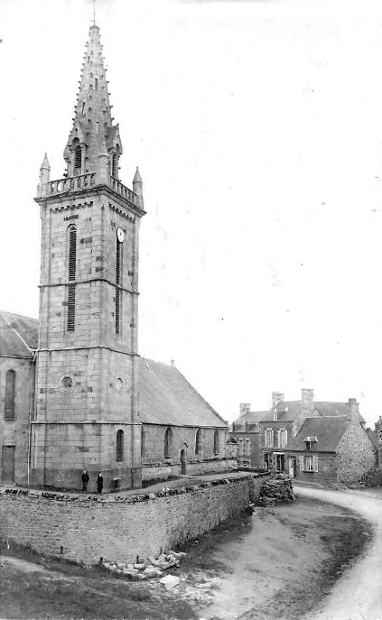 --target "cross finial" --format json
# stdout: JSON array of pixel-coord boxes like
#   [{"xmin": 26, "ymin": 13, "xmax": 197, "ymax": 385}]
[{"xmin": 90, "ymin": 0, "xmax": 97, "ymax": 26}]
